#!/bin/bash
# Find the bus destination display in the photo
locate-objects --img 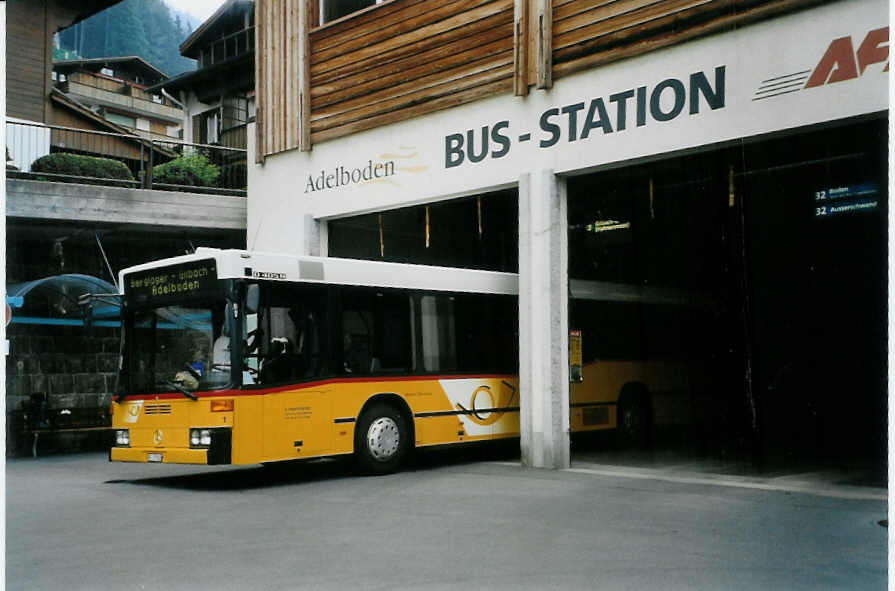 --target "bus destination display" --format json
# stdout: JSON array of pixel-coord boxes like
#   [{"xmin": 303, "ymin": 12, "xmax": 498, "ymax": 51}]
[{"xmin": 125, "ymin": 259, "xmax": 218, "ymax": 305}]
